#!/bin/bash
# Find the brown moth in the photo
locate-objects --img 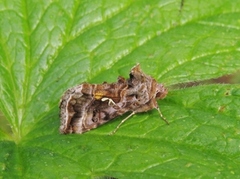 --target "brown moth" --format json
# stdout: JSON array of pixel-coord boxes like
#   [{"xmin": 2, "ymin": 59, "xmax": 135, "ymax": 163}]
[{"xmin": 59, "ymin": 64, "xmax": 168, "ymax": 134}]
